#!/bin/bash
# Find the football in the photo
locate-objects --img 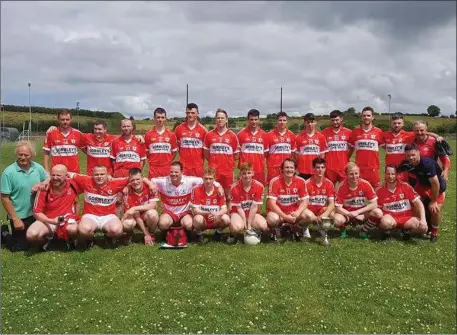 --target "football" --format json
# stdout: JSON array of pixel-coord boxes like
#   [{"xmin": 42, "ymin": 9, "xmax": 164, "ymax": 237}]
[{"xmin": 244, "ymin": 229, "xmax": 261, "ymax": 246}]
